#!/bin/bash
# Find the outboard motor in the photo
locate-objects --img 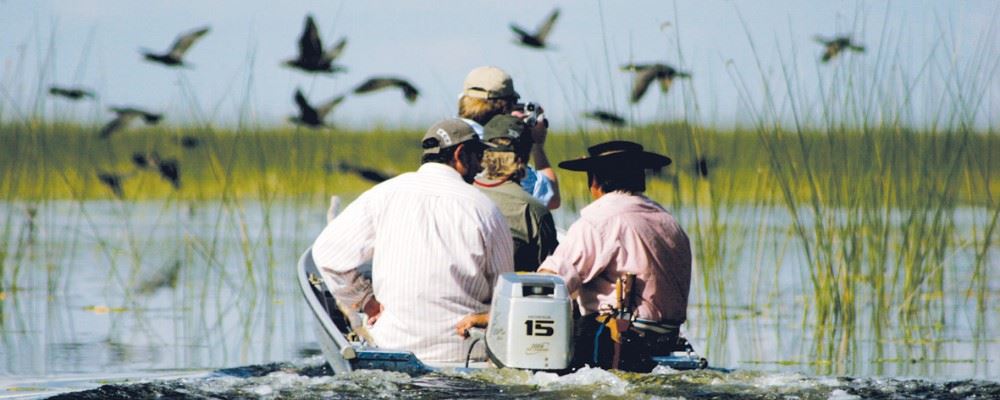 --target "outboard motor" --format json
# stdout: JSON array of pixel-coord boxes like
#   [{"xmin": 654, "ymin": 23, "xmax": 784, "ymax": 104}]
[{"xmin": 485, "ymin": 273, "xmax": 572, "ymax": 371}]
